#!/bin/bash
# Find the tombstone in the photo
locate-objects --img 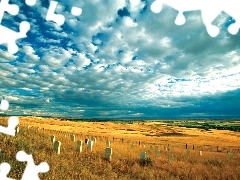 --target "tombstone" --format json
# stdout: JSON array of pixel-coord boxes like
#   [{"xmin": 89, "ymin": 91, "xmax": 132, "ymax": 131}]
[
  {"xmin": 15, "ymin": 126, "xmax": 19, "ymax": 134},
  {"xmin": 91, "ymin": 137, "xmax": 96, "ymax": 144},
  {"xmin": 168, "ymin": 154, "xmax": 173, "ymax": 162},
  {"xmin": 140, "ymin": 152, "xmax": 147, "ymax": 160},
  {"xmin": 54, "ymin": 141, "xmax": 61, "ymax": 154},
  {"xmin": 228, "ymin": 152, "xmax": 233, "ymax": 158},
  {"xmin": 85, "ymin": 139, "xmax": 89, "ymax": 144},
  {"xmin": 105, "ymin": 147, "xmax": 112, "ymax": 161},
  {"xmin": 168, "ymin": 144, "xmax": 171, "ymax": 151},
  {"xmin": 87, "ymin": 140, "xmax": 93, "ymax": 151},
  {"xmin": 199, "ymin": 151, "xmax": 202, "ymax": 156},
  {"xmin": 64, "ymin": 134, "xmax": 66, "ymax": 137},
  {"xmin": 51, "ymin": 135, "xmax": 55, "ymax": 144},
  {"xmin": 76, "ymin": 140, "xmax": 83, "ymax": 152},
  {"xmin": 27, "ymin": 125, "xmax": 30, "ymax": 129},
  {"xmin": 164, "ymin": 146, "xmax": 168, "ymax": 151},
  {"xmin": 106, "ymin": 141, "xmax": 111, "ymax": 147},
  {"xmin": 187, "ymin": 149, "xmax": 191, "ymax": 157},
  {"xmin": 156, "ymin": 150, "xmax": 161, "ymax": 157},
  {"xmin": 70, "ymin": 134, "xmax": 75, "ymax": 142}
]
